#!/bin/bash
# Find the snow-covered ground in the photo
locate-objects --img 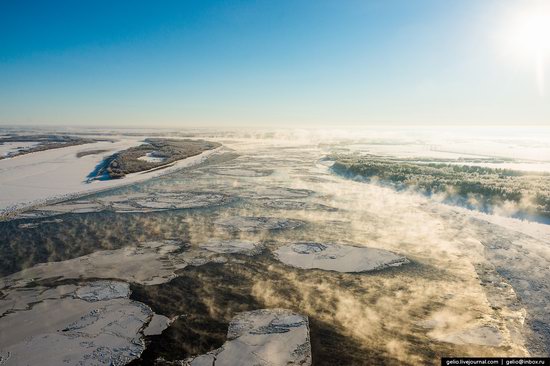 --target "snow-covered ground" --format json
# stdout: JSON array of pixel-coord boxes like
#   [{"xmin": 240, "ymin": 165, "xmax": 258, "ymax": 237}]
[
  {"xmin": 341, "ymin": 127, "xmax": 550, "ymax": 172},
  {"xmin": 137, "ymin": 151, "xmax": 167, "ymax": 163},
  {"xmin": 0, "ymin": 137, "xmax": 222, "ymax": 214},
  {"xmin": 0, "ymin": 141, "xmax": 41, "ymax": 157}
]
